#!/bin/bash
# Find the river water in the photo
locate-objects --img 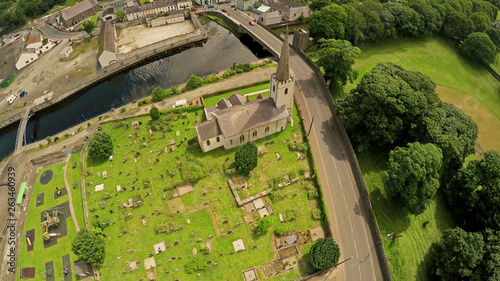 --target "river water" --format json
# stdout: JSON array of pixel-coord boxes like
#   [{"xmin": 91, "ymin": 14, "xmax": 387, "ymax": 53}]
[{"xmin": 0, "ymin": 22, "xmax": 271, "ymax": 160}]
